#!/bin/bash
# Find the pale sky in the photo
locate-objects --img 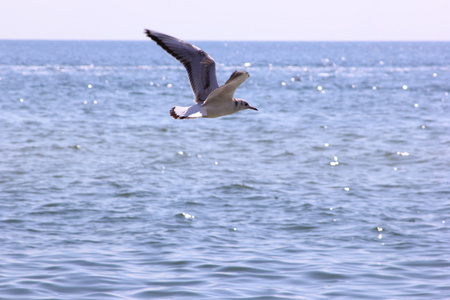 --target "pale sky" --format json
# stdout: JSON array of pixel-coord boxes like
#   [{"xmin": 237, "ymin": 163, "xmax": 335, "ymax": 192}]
[{"xmin": 1, "ymin": 0, "xmax": 449, "ymax": 41}]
